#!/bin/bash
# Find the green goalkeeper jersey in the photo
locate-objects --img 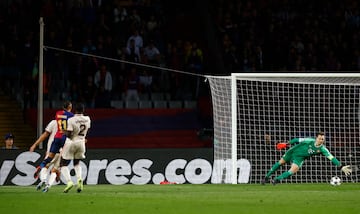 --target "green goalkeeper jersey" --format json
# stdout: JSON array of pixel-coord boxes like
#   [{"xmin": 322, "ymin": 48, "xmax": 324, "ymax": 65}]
[{"xmin": 287, "ymin": 138, "xmax": 341, "ymax": 166}]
